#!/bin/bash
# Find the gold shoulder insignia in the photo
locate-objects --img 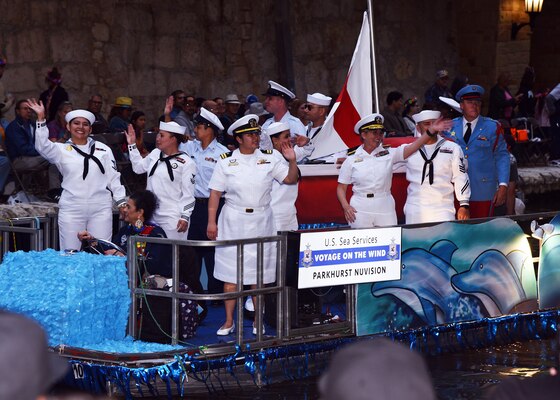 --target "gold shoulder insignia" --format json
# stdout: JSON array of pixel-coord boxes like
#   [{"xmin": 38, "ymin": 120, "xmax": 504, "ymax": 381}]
[
  {"xmin": 260, "ymin": 149, "xmax": 273, "ymax": 154},
  {"xmin": 220, "ymin": 152, "xmax": 233, "ymax": 159},
  {"xmin": 347, "ymin": 146, "xmax": 358, "ymax": 156}
]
